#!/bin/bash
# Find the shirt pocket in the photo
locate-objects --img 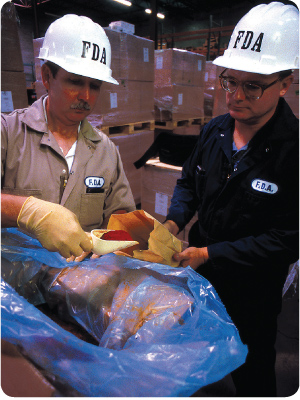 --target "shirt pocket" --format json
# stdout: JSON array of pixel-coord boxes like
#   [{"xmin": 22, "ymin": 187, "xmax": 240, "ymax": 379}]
[
  {"xmin": 239, "ymin": 189, "xmax": 277, "ymax": 228},
  {"xmin": 79, "ymin": 192, "xmax": 105, "ymax": 230},
  {"xmin": 1, "ymin": 187, "xmax": 42, "ymax": 198}
]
